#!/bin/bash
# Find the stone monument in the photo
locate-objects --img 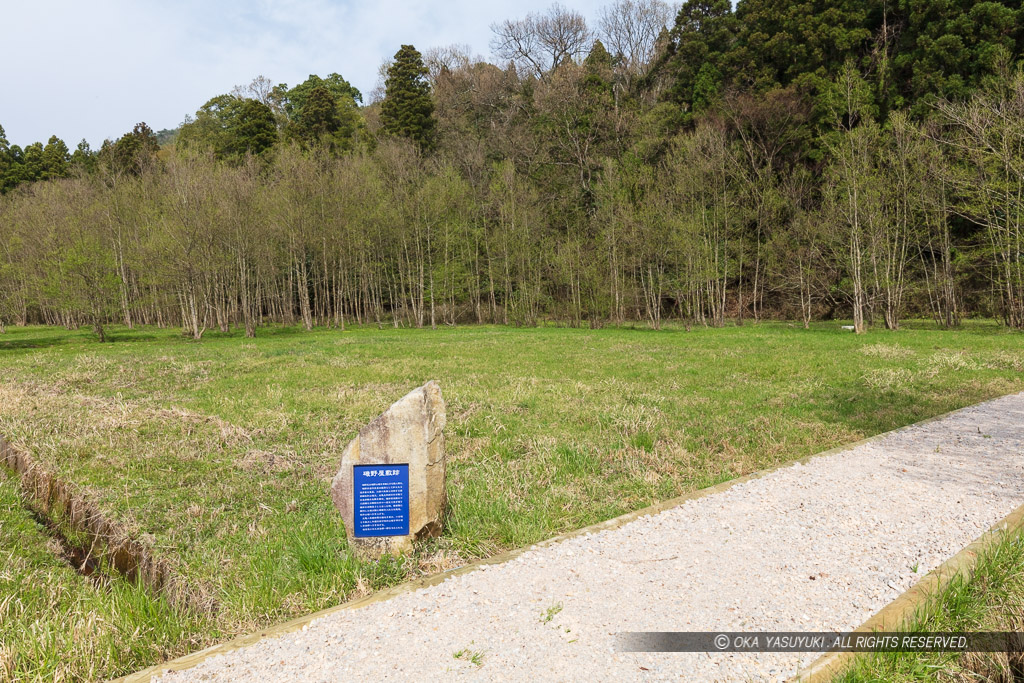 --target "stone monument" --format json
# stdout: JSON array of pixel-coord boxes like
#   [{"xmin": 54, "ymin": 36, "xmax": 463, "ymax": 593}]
[{"xmin": 331, "ymin": 381, "xmax": 446, "ymax": 559}]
